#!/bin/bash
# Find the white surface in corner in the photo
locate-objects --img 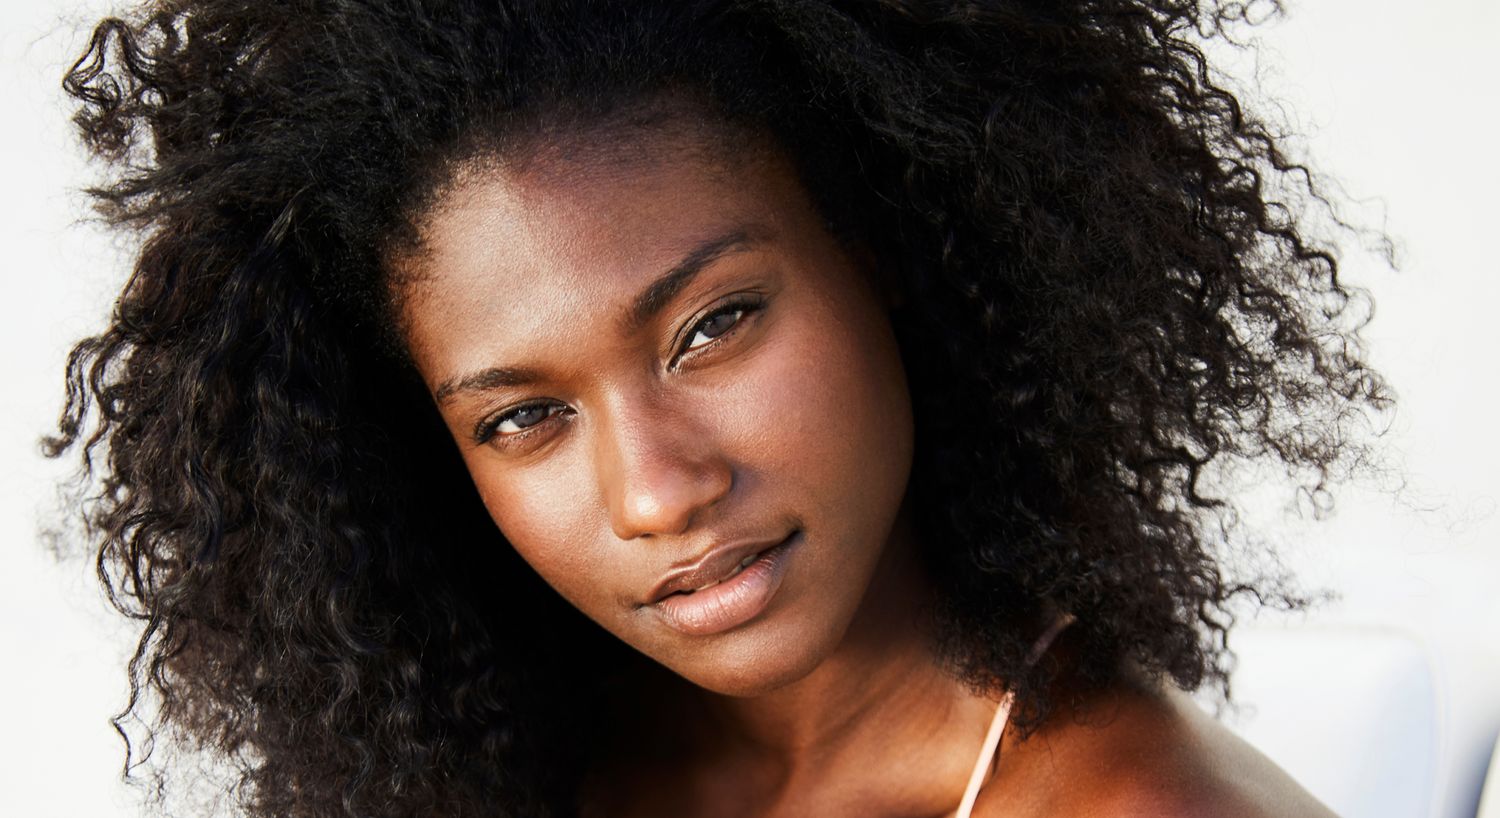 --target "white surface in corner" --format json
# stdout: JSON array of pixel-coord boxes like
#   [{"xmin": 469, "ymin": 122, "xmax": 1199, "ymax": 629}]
[{"xmin": 1208, "ymin": 615, "xmax": 1500, "ymax": 818}]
